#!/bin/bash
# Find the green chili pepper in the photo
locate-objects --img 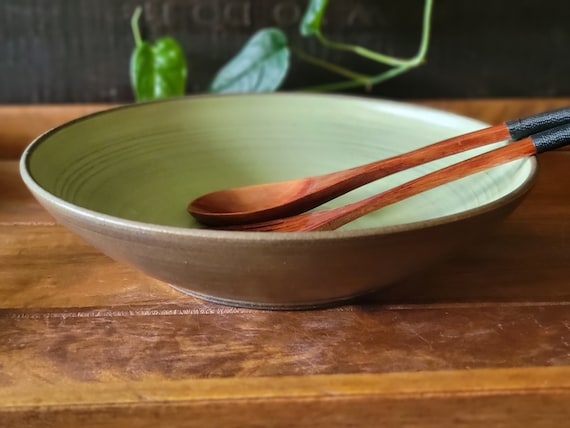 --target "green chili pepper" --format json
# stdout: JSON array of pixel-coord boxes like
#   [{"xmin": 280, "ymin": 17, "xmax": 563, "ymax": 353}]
[{"xmin": 129, "ymin": 7, "xmax": 187, "ymax": 102}]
